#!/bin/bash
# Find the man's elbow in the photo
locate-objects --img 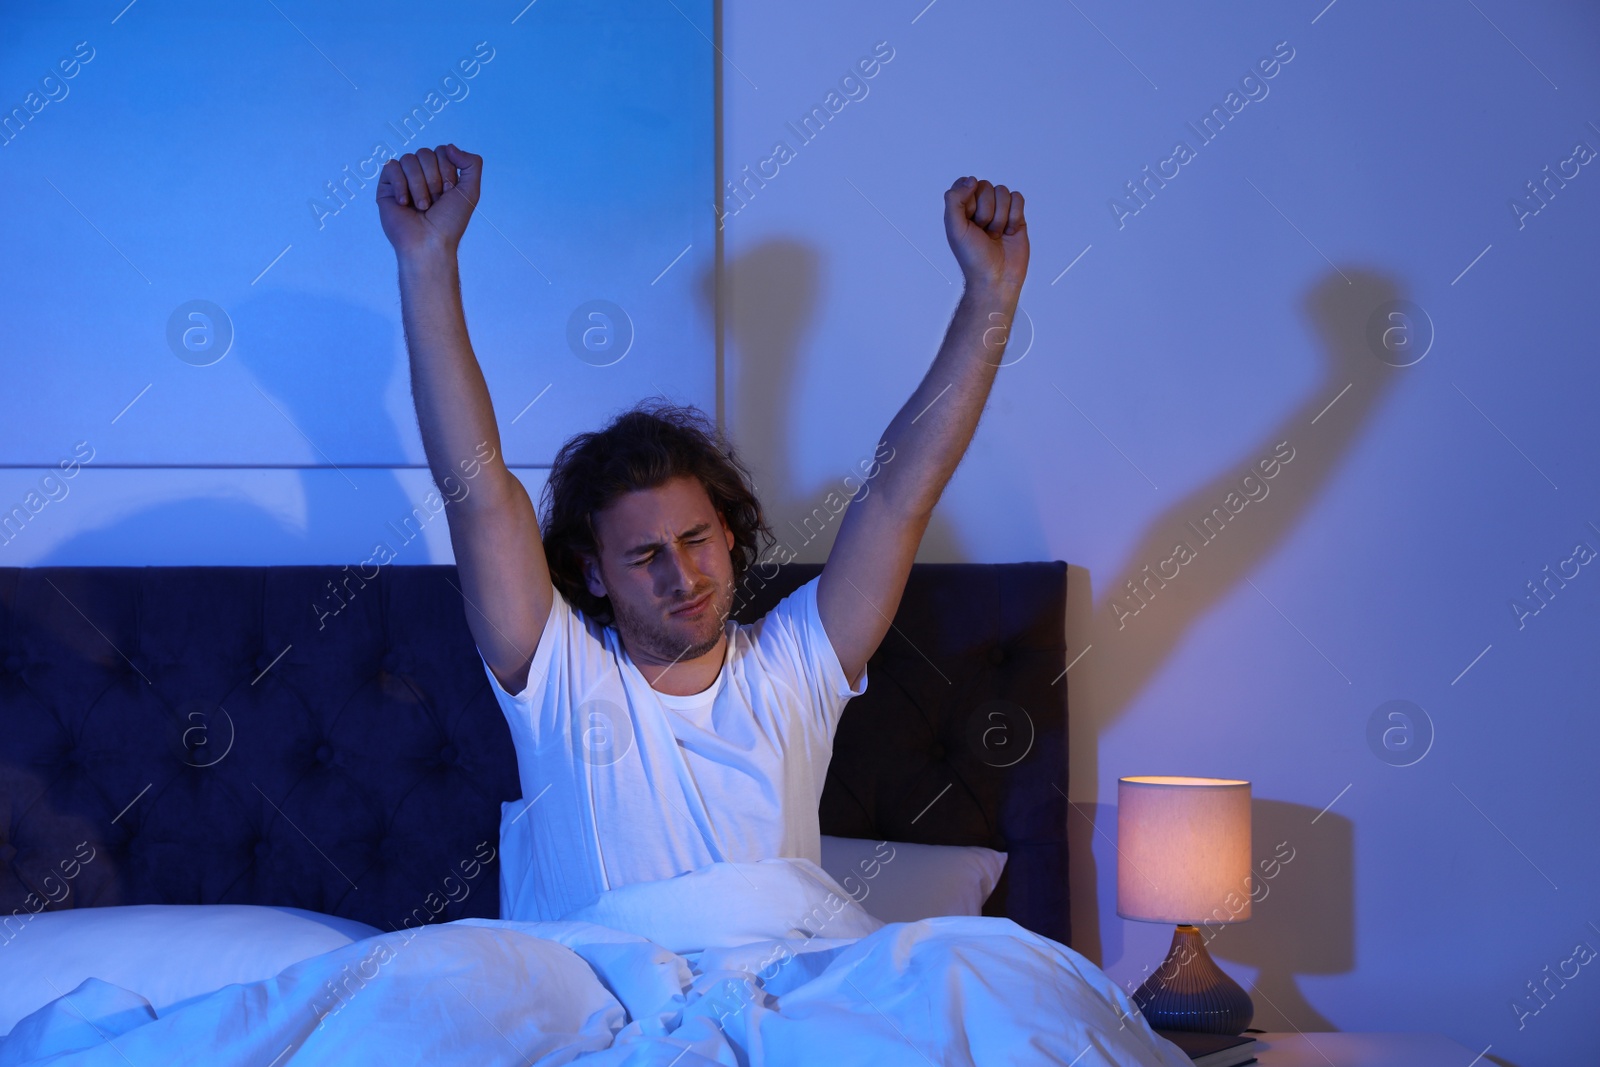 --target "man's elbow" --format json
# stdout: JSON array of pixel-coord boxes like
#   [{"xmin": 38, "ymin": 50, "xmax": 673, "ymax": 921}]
[{"xmin": 858, "ymin": 471, "xmax": 939, "ymax": 526}]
